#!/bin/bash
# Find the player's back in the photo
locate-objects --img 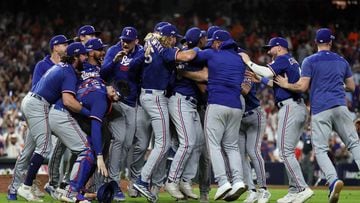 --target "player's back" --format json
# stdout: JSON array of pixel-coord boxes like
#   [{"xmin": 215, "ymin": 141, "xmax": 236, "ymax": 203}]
[
  {"xmin": 142, "ymin": 43, "xmax": 177, "ymax": 90},
  {"xmin": 33, "ymin": 62, "xmax": 77, "ymax": 104},
  {"xmin": 302, "ymin": 50, "xmax": 351, "ymax": 114}
]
